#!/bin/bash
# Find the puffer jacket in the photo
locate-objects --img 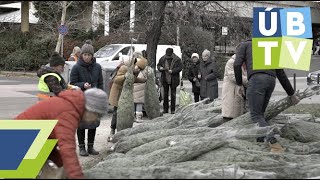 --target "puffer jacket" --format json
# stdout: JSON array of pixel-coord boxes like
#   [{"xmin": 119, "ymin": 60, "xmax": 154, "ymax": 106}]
[
  {"xmin": 69, "ymin": 57, "xmax": 103, "ymax": 91},
  {"xmin": 15, "ymin": 90, "xmax": 85, "ymax": 179},
  {"xmin": 109, "ymin": 65, "xmax": 147, "ymax": 107},
  {"xmin": 133, "ymin": 66, "xmax": 150, "ymax": 103}
]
